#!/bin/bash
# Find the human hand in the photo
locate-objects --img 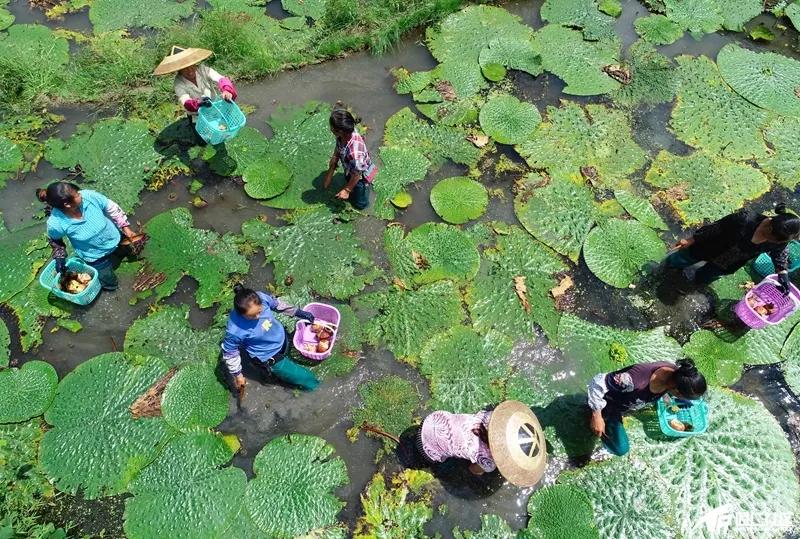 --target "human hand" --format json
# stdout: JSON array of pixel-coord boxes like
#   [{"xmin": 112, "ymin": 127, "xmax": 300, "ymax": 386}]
[
  {"xmin": 200, "ymin": 96, "xmax": 213, "ymax": 108},
  {"xmin": 221, "ymin": 91, "xmax": 233, "ymax": 102},
  {"xmin": 336, "ymin": 189, "xmax": 350, "ymax": 200},
  {"xmin": 590, "ymin": 412, "xmax": 605, "ymax": 437},
  {"xmin": 55, "ymin": 257, "xmax": 66, "ymax": 274},
  {"xmin": 295, "ymin": 309, "xmax": 315, "ymax": 323},
  {"xmin": 673, "ymin": 238, "xmax": 693, "ymax": 250},
  {"xmin": 234, "ymin": 374, "xmax": 246, "ymax": 392}
]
